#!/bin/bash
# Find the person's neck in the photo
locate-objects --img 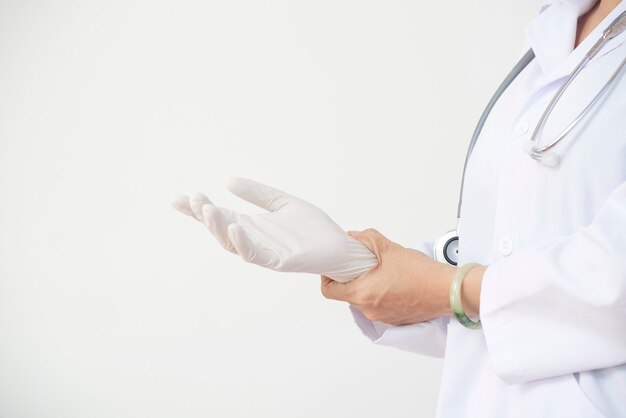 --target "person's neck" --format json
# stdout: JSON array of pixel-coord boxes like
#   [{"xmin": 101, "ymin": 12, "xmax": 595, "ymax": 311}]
[{"xmin": 575, "ymin": 0, "xmax": 622, "ymax": 47}]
